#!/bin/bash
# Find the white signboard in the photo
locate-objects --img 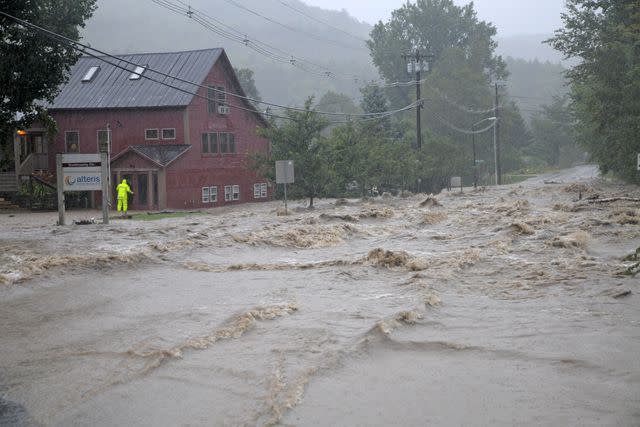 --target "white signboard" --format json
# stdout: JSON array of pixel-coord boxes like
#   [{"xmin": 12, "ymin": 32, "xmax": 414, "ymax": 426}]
[
  {"xmin": 62, "ymin": 153, "xmax": 102, "ymax": 191},
  {"xmin": 275, "ymin": 160, "xmax": 294, "ymax": 184},
  {"xmin": 637, "ymin": 153, "xmax": 640, "ymax": 171},
  {"xmin": 450, "ymin": 176, "xmax": 462, "ymax": 188}
]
